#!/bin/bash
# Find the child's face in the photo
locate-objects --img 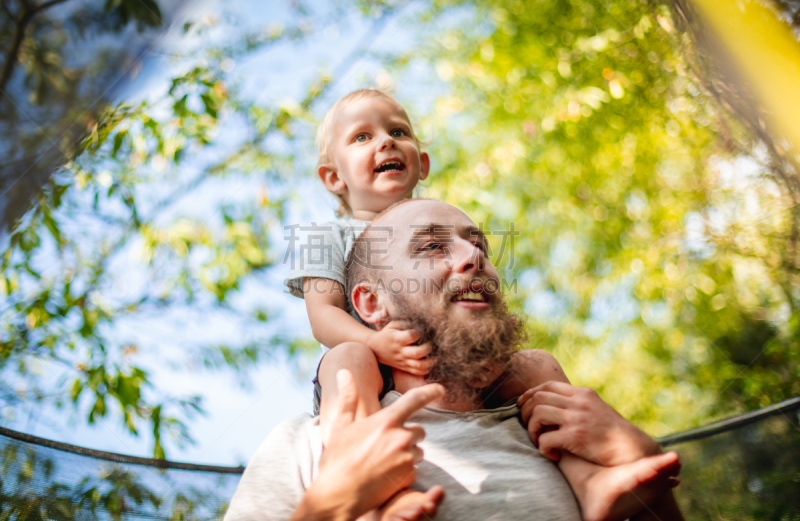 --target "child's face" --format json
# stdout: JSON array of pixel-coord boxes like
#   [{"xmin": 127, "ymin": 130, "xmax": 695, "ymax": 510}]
[{"xmin": 319, "ymin": 95, "xmax": 429, "ymax": 215}]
